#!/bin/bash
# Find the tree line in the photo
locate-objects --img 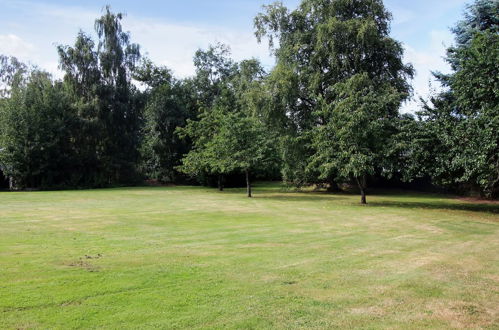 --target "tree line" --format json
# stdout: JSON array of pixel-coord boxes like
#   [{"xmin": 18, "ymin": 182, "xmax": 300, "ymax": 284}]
[{"xmin": 0, "ymin": 0, "xmax": 497, "ymax": 203}]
